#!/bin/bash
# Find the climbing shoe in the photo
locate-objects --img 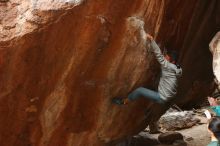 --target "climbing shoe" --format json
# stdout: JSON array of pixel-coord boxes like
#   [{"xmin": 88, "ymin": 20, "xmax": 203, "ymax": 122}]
[{"xmin": 112, "ymin": 97, "xmax": 126, "ymax": 105}]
